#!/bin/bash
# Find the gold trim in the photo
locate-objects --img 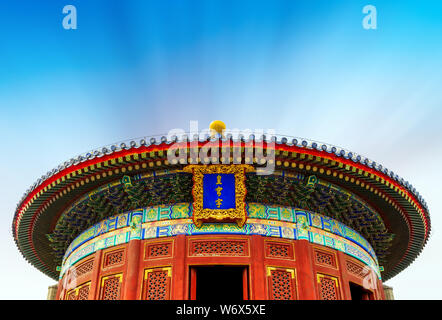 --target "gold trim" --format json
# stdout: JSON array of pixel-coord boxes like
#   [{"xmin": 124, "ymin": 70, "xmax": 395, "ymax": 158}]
[
  {"xmin": 266, "ymin": 266, "xmax": 298, "ymax": 299},
  {"xmin": 64, "ymin": 281, "xmax": 91, "ymax": 300},
  {"xmin": 144, "ymin": 266, "xmax": 172, "ymax": 279},
  {"xmin": 139, "ymin": 266, "xmax": 173, "ymax": 300},
  {"xmin": 183, "ymin": 164, "xmax": 254, "ymax": 227},
  {"xmin": 101, "ymin": 273, "xmax": 123, "ymax": 285},
  {"xmin": 317, "ymin": 273, "xmax": 339, "ymax": 288},
  {"xmin": 266, "ymin": 266, "xmax": 295, "ymax": 279}
]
